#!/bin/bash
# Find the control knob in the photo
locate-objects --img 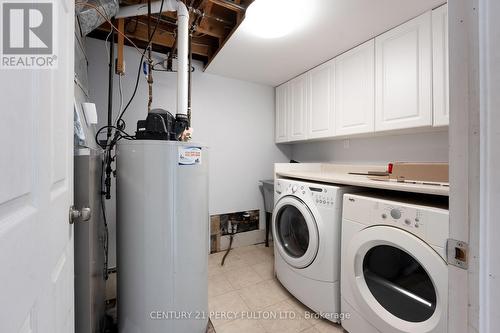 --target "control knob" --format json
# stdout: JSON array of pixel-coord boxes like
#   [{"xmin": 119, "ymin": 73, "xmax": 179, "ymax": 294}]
[{"xmin": 390, "ymin": 209, "xmax": 402, "ymax": 219}]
